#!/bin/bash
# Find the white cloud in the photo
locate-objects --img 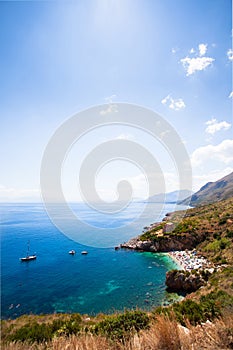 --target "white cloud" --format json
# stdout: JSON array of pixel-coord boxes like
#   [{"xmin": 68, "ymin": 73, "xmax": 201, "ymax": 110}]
[
  {"xmin": 192, "ymin": 167, "xmax": 233, "ymax": 192},
  {"xmin": 181, "ymin": 56, "xmax": 214, "ymax": 76},
  {"xmin": 191, "ymin": 139, "xmax": 233, "ymax": 167},
  {"xmin": 205, "ymin": 118, "xmax": 231, "ymax": 135},
  {"xmin": 161, "ymin": 94, "xmax": 185, "ymax": 111},
  {"xmin": 229, "ymin": 91, "xmax": 233, "ymax": 99},
  {"xmin": 104, "ymin": 94, "xmax": 117, "ymax": 103},
  {"xmin": 100, "ymin": 103, "xmax": 118, "ymax": 115},
  {"xmin": 180, "ymin": 43, "xmax": 214, "ymax": 76},
  {"xmin": 227, "ymin": 48, "xmax": 233, "ymax": 61},
  {"xmin": 198, "ymin": 43, "xmax": 207, "ymax": 56}
]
